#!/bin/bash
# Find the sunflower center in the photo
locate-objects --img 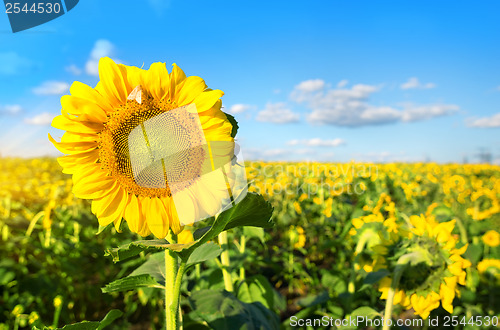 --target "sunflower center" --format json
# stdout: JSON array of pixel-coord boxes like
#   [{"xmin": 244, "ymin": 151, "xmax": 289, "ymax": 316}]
[{"xmin": 98, "ymin": 87, "xmax": 206, "ymax": 198}]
